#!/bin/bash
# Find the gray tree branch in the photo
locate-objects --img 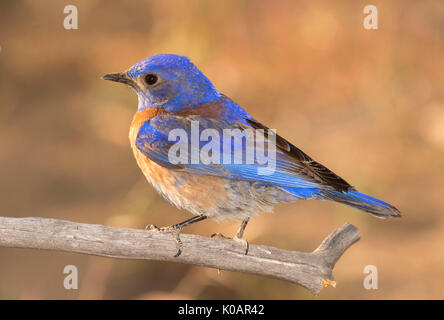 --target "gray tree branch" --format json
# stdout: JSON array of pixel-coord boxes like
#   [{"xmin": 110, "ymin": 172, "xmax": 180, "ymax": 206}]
[{"xmin": 0, "ymin": 216, "xmax": 360, "ymax": 295}]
